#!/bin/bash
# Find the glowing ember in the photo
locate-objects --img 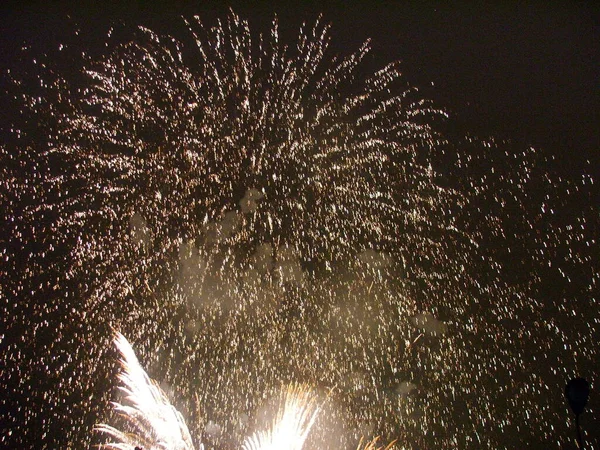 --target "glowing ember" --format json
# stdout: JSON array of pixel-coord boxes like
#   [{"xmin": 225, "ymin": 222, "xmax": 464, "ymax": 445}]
[{"xmin": 1, "ymin": 9, "xmax": 597, "ymax": 450}]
